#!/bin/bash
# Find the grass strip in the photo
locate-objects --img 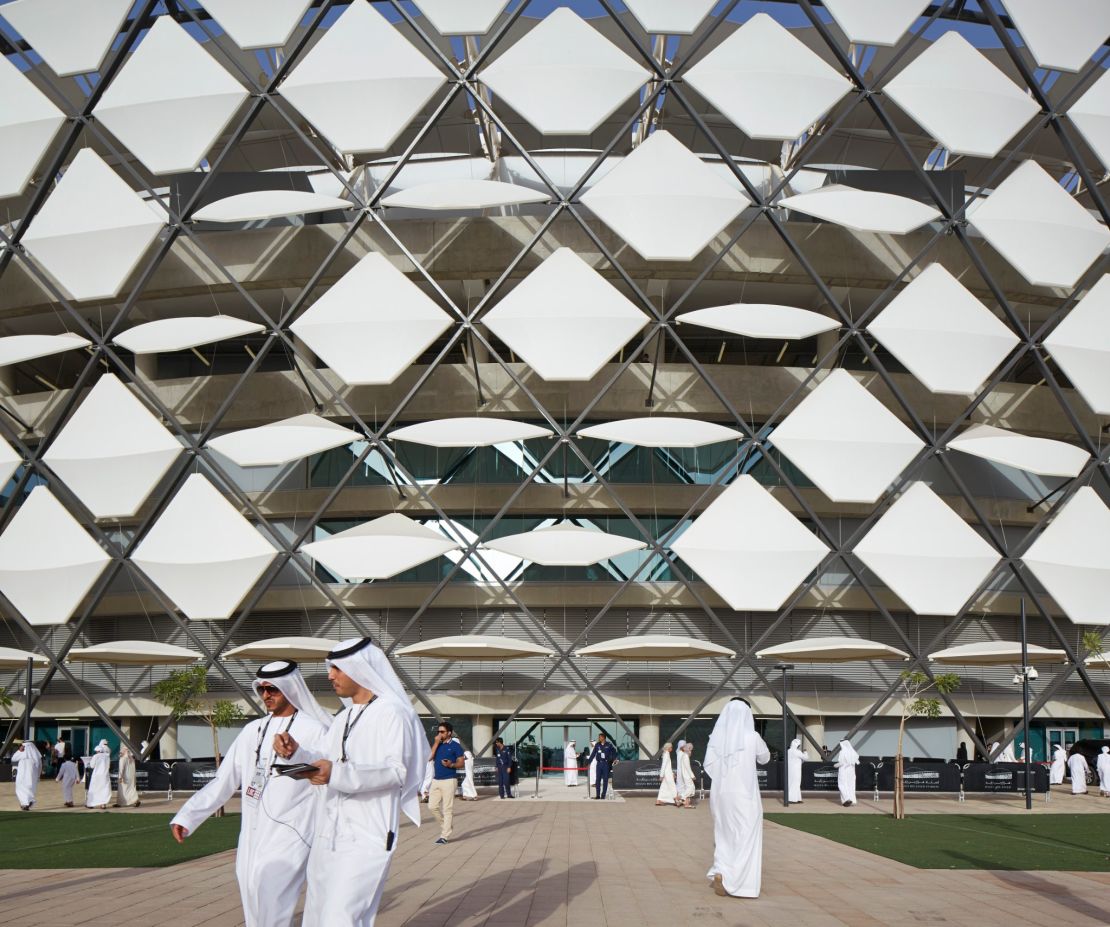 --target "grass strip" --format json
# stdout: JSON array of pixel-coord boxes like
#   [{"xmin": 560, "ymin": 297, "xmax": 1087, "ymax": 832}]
[
  {"xmin": 0, "ymin": 811, "xmax": 240, "ymax": 869},
  {"xmin": 765, "ymin": 813, "xmax": 1110, "ymax": 871}
]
